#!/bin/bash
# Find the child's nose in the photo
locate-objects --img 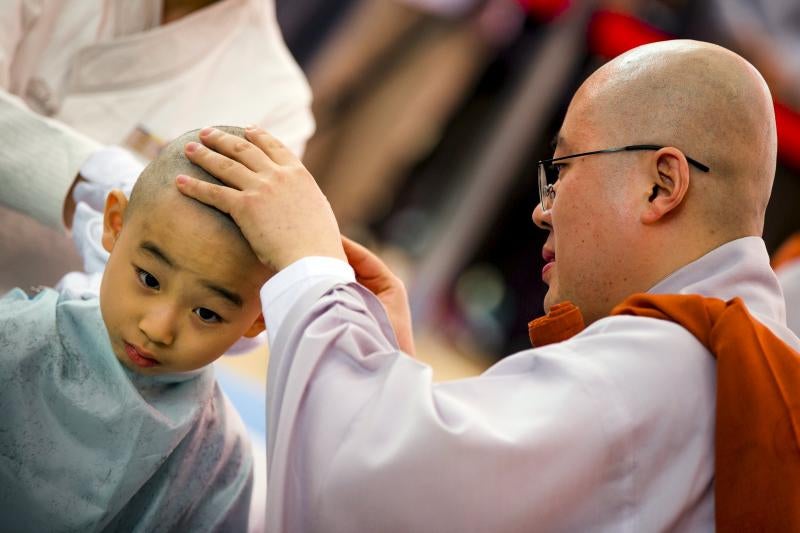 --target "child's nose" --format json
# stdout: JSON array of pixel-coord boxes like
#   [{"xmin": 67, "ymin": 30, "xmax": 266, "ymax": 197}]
[{"xmin": 139, "ymin": 304, "xmax": 177, "ymax": 346}]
